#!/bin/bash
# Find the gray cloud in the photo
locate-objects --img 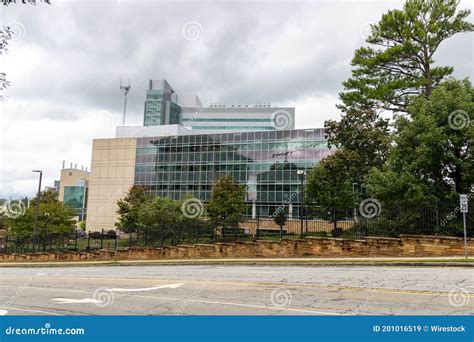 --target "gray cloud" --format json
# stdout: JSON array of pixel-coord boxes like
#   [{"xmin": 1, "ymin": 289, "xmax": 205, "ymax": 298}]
[{"xmin": 1, "ymin": 0, "xmax": 472, "ymax": 197}]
